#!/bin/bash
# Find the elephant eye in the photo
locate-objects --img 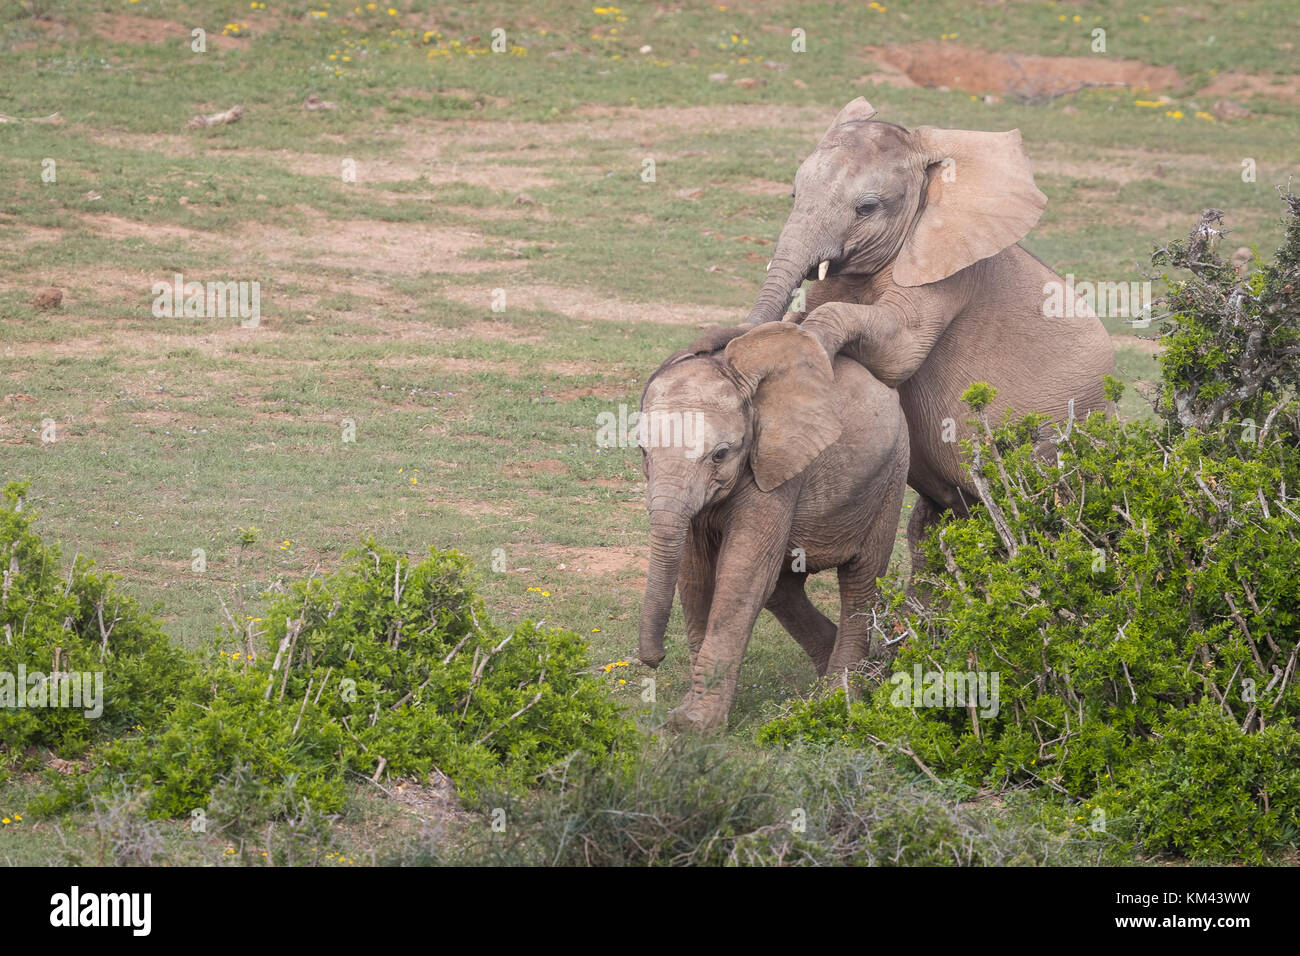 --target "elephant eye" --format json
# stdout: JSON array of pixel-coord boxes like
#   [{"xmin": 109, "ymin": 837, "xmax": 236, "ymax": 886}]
[
  {"xmin": 856, "ymin": 198, "xmax": 881, "ymax": 216},
  {"xmin": 711, "ymin": 446, "xmax": 729, "ymax": 464}
]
